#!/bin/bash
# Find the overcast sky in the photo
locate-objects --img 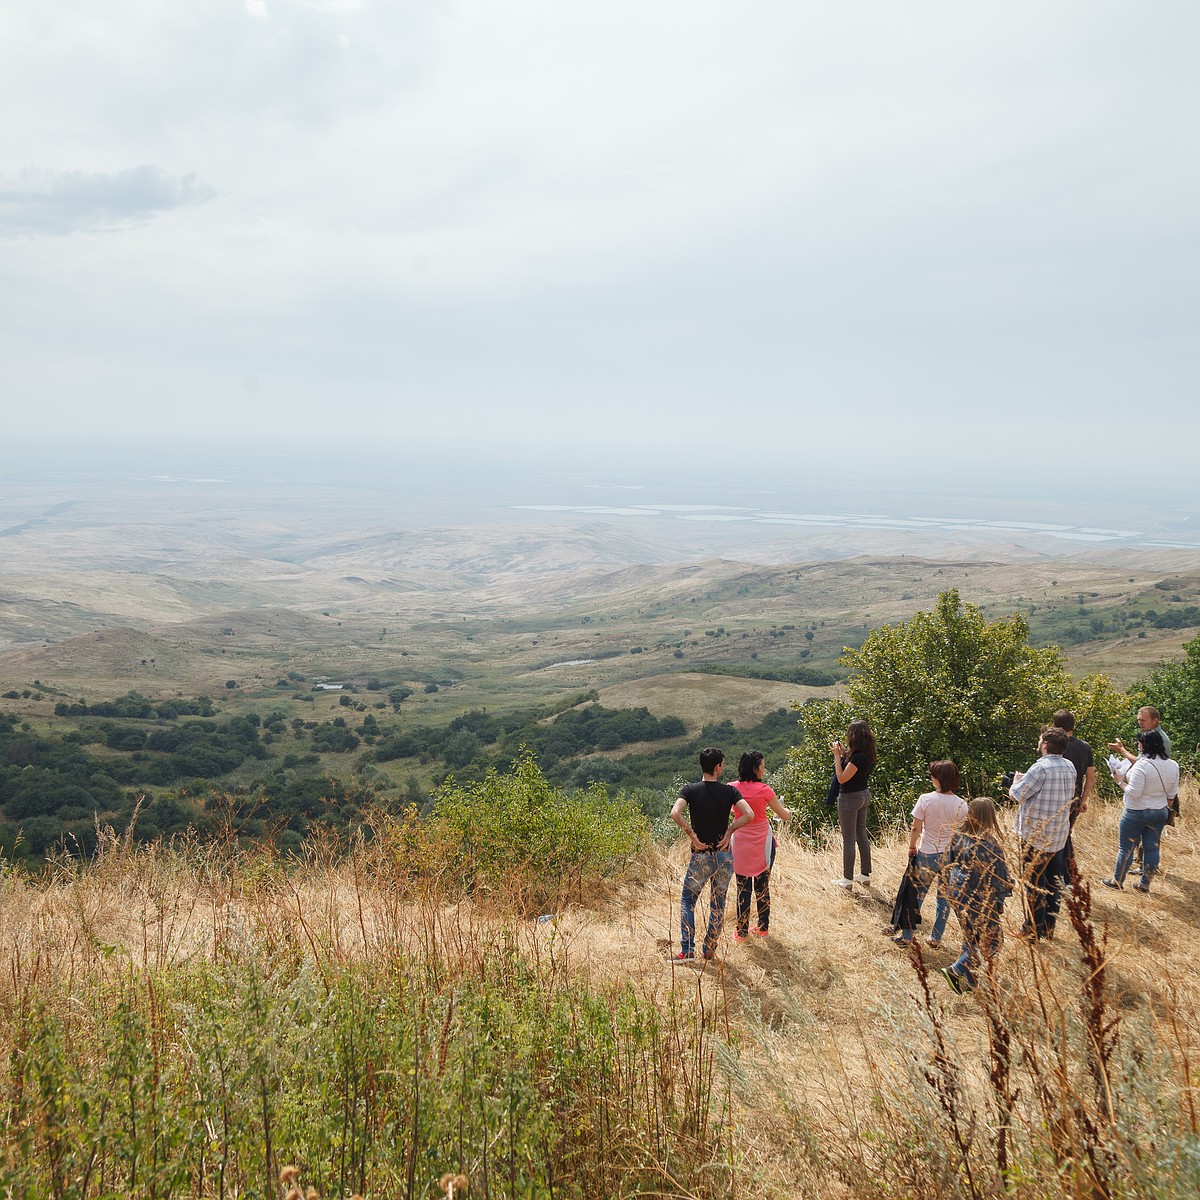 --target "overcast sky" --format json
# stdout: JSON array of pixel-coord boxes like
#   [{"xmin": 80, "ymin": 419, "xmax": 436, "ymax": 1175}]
[{"xmin": 3, "ymin": 2, "xmax": 1198, "ymax": 480}]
